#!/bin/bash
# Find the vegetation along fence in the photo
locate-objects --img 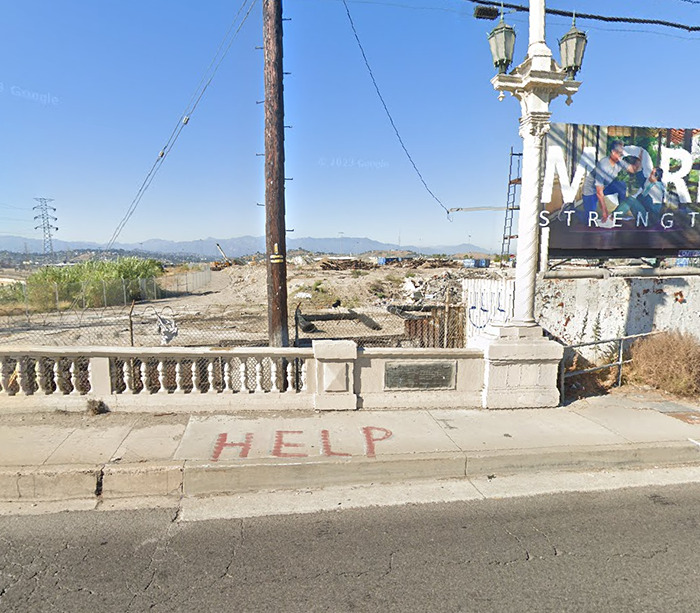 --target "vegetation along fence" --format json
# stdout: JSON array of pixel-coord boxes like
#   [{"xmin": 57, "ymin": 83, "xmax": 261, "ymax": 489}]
[
  {"xmin": 0, "ymin": 269, "xmax": 211, "ymax": 313},
  {"xmin": 0, "ymin": 269, "xmax": 212, "ymax": 347},
  {"xmin": 558, "ymin": 331, "xmax": 658, "ymax": 403}
]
